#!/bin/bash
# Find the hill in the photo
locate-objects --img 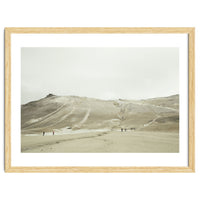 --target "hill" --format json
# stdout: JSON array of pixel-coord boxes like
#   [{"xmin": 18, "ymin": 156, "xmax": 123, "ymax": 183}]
[{"xmin": 21, "ymin": 94, "xmax": 179, "ymax": 135}]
